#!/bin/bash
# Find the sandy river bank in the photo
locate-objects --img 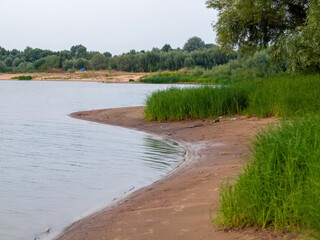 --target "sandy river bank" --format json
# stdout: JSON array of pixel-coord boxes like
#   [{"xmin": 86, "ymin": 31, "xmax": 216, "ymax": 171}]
[
  {"xmin": 54, "ymin": 107, "xmax": 288, "ymax": 240},
  {"xmin": 0, "ymin": 71, "xmax": 149, "ymax": 83}
]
